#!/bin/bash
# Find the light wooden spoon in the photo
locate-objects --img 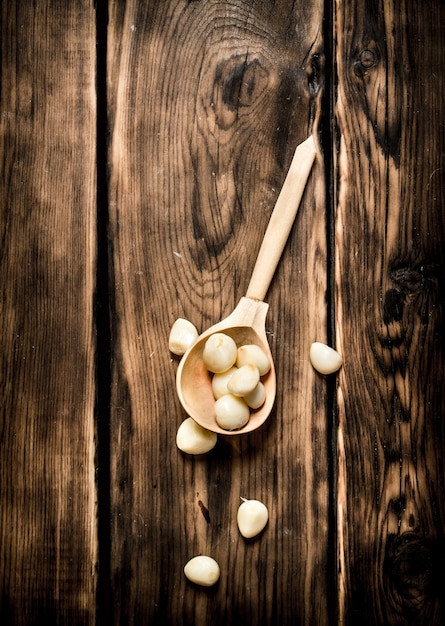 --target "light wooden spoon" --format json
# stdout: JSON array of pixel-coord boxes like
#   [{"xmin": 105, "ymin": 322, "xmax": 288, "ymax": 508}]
[{"xmin": 176, "ymin": 135, "xmax": 317, "ymax": 434}]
